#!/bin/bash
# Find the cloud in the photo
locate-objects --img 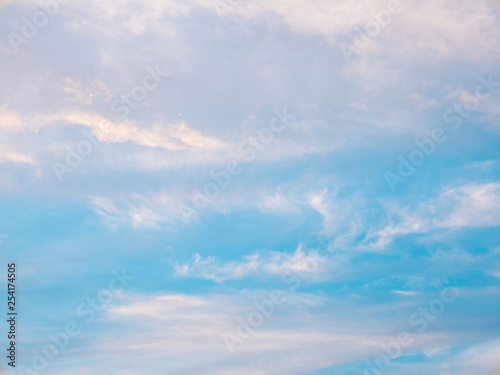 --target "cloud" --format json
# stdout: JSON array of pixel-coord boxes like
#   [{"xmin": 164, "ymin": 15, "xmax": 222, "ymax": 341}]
[
  {"xmin": 0, "ymin": 106, "xmax": 23, "ymax": 131},
  {"xmin": 96, "ymin": 291, "xmax": 359, "ymax": 374},
  {"xmin": 389, "ymin": 339, "xmax": 500, "ymax": 375},
  {"xmin": 0, "ymin": 105, "xmax": 228, "ymax": 176},
  {"xmin": 258, "ymin": 192, "xmax": 301, "ymax": 214},
  {"xmin": 302, "ymin": 181, "xmax": 500, "ymax": 252},
  {"xmin": 62, "ymin": 0, "xmax": 192, "ymax": 37},
  {"xmin": 438, "ymin": 183, "xmax": 500, "ymax": 228},
  {"xmin": 2, "ymin": 1, "xmax": 500, "ymax": 374},
  {"xmin": 0, "ymin": 103, "xmax": 225, "ymax": 152},
  {"xmin": 358, "ymin": 183, "xmax": 500, "ymax": 249},
  {"xmin": 89, "ymin": 194, "xmax": 183, "ymax": 229},
  {"xmin": 174, "ymin": 245, "xmax": 325, "ymax": 282},
  {"xmin": 0, "ymin": 145, "xmax": 36, "ymax": 164},
  {"xmin": 41, "ymin": 288, "xmax": 478, "ymax": 375},
  {"xmin": 195, "ymin": 0, "xmax": 500, "ymax": 62},
  {"xmin": 33, "ymin": 110, "xmax": 225, "ymax": 151}
]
